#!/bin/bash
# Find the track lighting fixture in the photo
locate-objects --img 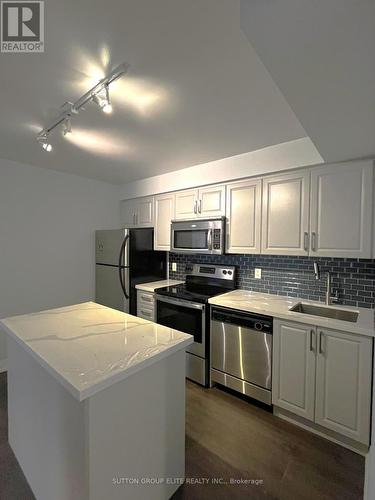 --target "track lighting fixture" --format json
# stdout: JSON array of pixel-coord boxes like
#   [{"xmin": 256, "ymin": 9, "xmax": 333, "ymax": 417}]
[{"xmin": 36, "ymin": 63, "xmax": 129, "ymax": 150}]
